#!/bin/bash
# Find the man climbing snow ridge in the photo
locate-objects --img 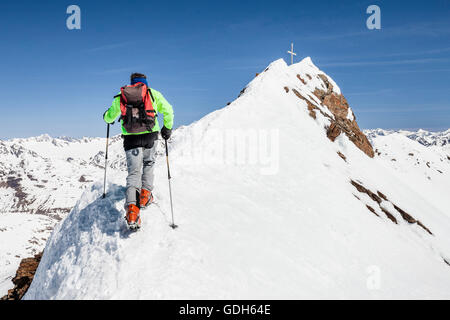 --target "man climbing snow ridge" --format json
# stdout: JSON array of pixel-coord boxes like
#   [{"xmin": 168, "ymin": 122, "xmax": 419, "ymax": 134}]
[{"xmin": 103, "ymin": 73, "xmax": 174, "ymax": 230}]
